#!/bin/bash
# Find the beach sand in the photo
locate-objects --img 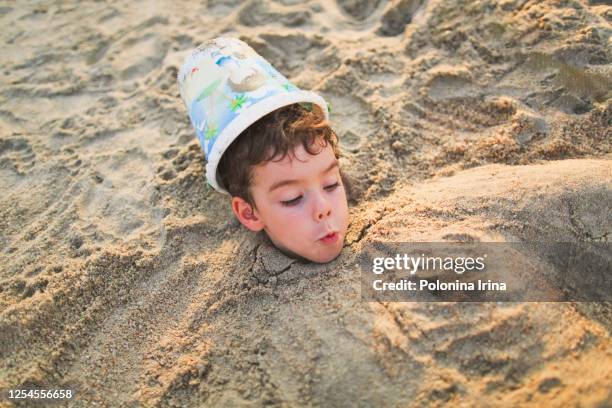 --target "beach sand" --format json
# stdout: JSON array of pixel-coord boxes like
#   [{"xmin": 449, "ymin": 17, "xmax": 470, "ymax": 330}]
[{"xmin": 1, "ymin": 0, "xmax": 611, "ymax": 406}]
